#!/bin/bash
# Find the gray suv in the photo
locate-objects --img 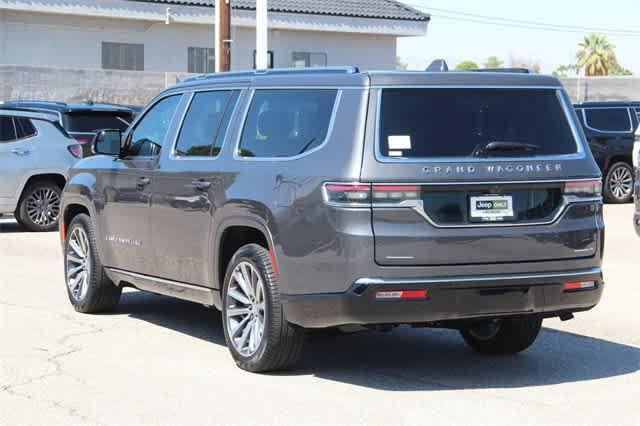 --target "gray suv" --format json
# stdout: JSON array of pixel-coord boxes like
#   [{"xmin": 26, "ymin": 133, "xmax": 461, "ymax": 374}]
[{"xmin": 60, "ymin": 67, "xmax": 605, "ymax": 372}]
